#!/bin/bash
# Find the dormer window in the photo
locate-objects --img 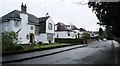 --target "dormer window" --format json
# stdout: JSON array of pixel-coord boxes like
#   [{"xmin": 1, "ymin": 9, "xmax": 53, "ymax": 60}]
[
  {"xmin": 14, "ymin": 20, "xmax": 19, "ymax": 27},
  {"xmin": 48, "ymin": 23, "xmax": 52, "ymax": 30}
]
